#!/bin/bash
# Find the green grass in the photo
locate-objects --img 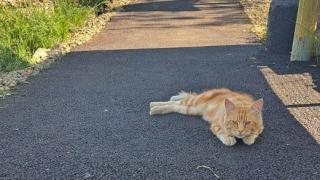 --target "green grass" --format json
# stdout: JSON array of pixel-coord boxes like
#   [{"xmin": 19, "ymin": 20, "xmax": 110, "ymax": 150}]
[{"xmin": 0, "ymin": 0, "xmax": 99, "ymax": 72}]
